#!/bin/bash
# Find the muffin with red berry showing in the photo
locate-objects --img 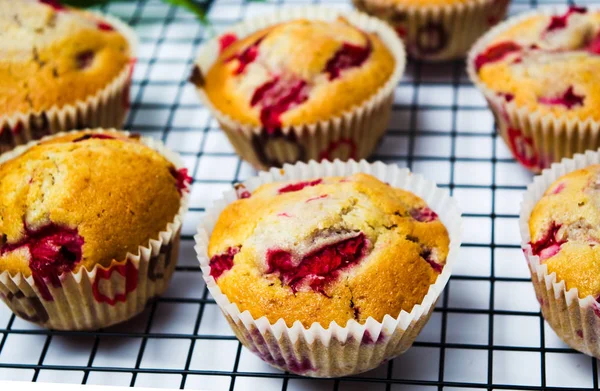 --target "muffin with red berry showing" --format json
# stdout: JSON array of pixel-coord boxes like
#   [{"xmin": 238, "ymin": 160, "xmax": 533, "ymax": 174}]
[
  {"xmin": 469, "ymin": 6, "xmax": 600, "ymax": 172},
  {"xmin": 0, "ymin": 0, "xmax": 137, "ymax": 153},
  {"xmin": 196, "ymin": 160, "xmax": 462, "ymax": 377},
  {"xmin": 190, "ymin": 7, "xmax": 405, "ymax": 169},
  {"xmin": 521, "ymin": 151, "xmax": 600, "ymax": 359},
  {"xmin": 353, "ymin": 0, "xmax": 510, "ymax": 61},
  {"xmin": 0, "ymin": 129, "xmax": 189, "ymax": 330}
]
